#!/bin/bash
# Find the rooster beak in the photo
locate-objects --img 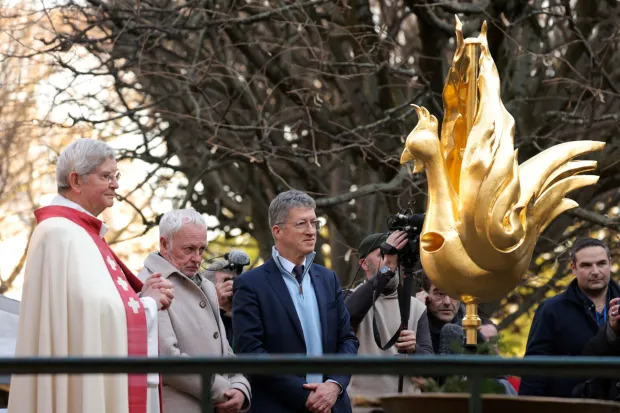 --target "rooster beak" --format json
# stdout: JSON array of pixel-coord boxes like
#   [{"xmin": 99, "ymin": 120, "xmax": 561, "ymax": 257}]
[
  {"xmin": 400, "ymin": 149, "xmax": 414, "ymax": 164},
  {"xmin": 400, "ymin": 149, "xmax": 424, "ymax": 173}
]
